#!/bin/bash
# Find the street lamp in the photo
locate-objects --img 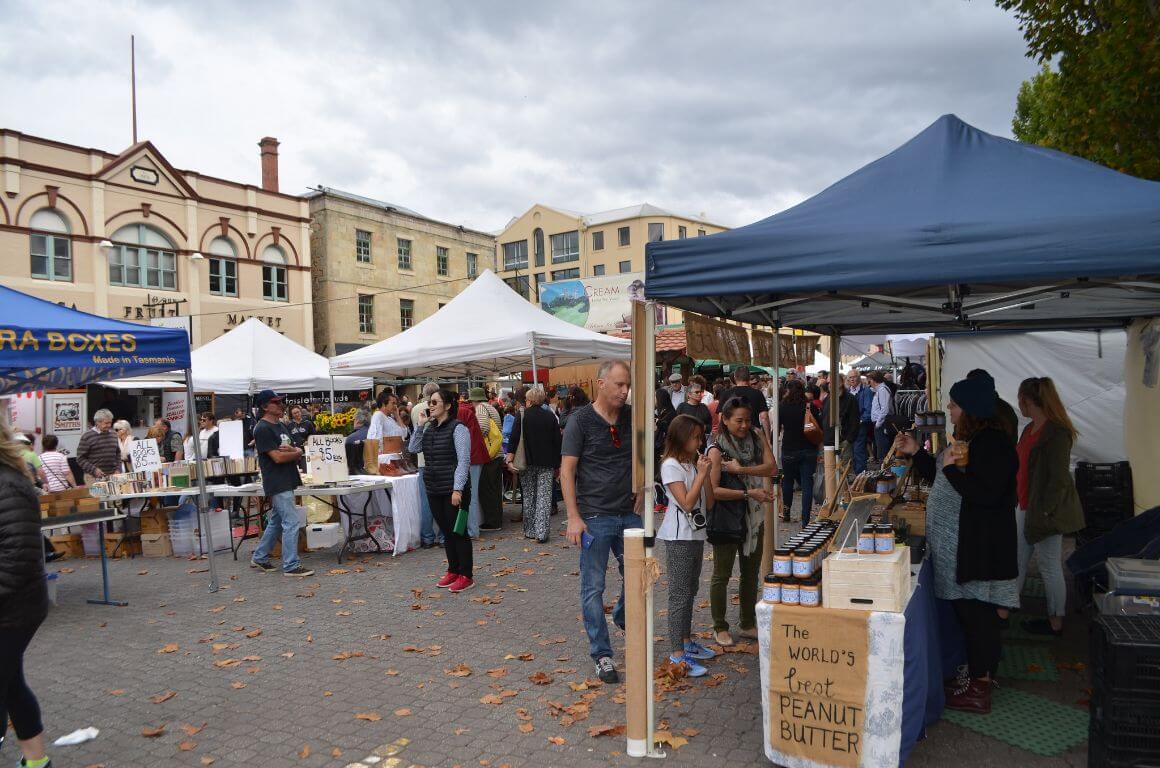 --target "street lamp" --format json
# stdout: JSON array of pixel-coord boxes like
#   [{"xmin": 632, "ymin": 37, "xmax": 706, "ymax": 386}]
[{"xmin": 189, "ymin": 252, "xmax": 205, "ymax": 262}]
